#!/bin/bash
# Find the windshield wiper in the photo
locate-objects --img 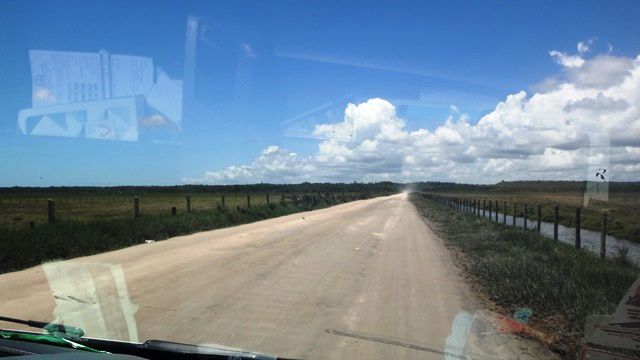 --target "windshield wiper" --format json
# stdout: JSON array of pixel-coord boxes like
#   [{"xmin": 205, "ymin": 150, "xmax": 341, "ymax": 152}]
[{"xmin": 0, "ymin": 315, "xmax": 84, "ymax": 338}]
